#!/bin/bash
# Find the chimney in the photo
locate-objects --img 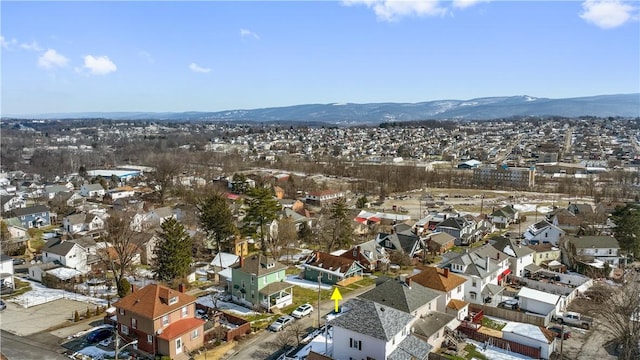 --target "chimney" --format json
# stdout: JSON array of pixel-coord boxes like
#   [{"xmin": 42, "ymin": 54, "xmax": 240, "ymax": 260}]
[
  {"xmin": 178, "ymin": 283, "xmax": 186, "ymax": 293},
  {"xmin": 239, "ymin": 256, "xmax": 244, "ymax": 268},
  {"xmin": 496, "ymin": 252, "xmax": 500, "ymax": 260},
  {"xmin": 131, "ymin": 285, "xmax": 136, "ymax": 293},
  {"xmin": 406, "ymin": 277, "xmax": 412, "ymax": 288},
  {"xmin": 443, "ymin": 268, "xmax": 450, "ymax": 278}
]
